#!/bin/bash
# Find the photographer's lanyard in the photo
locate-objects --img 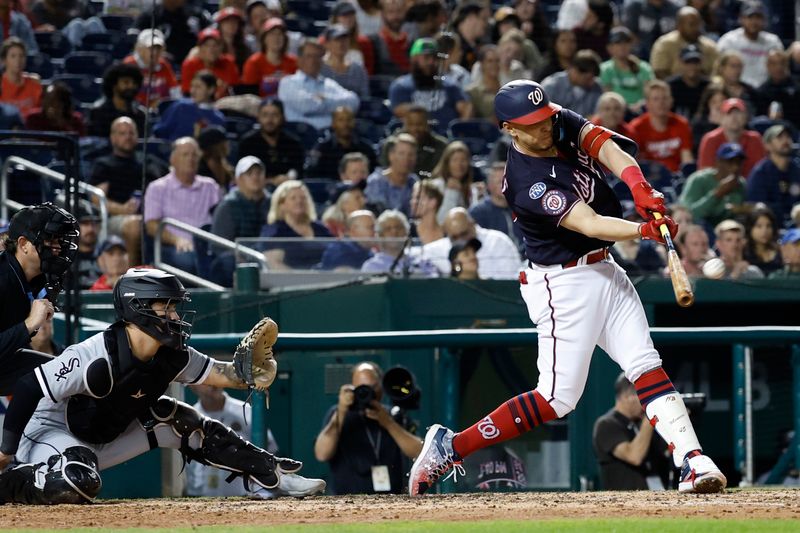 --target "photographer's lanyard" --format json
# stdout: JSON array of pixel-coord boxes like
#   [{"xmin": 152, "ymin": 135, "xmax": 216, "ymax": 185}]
[{"xmin": 365, "ymin": 425, "xmax": 382, "ymax": 460}]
